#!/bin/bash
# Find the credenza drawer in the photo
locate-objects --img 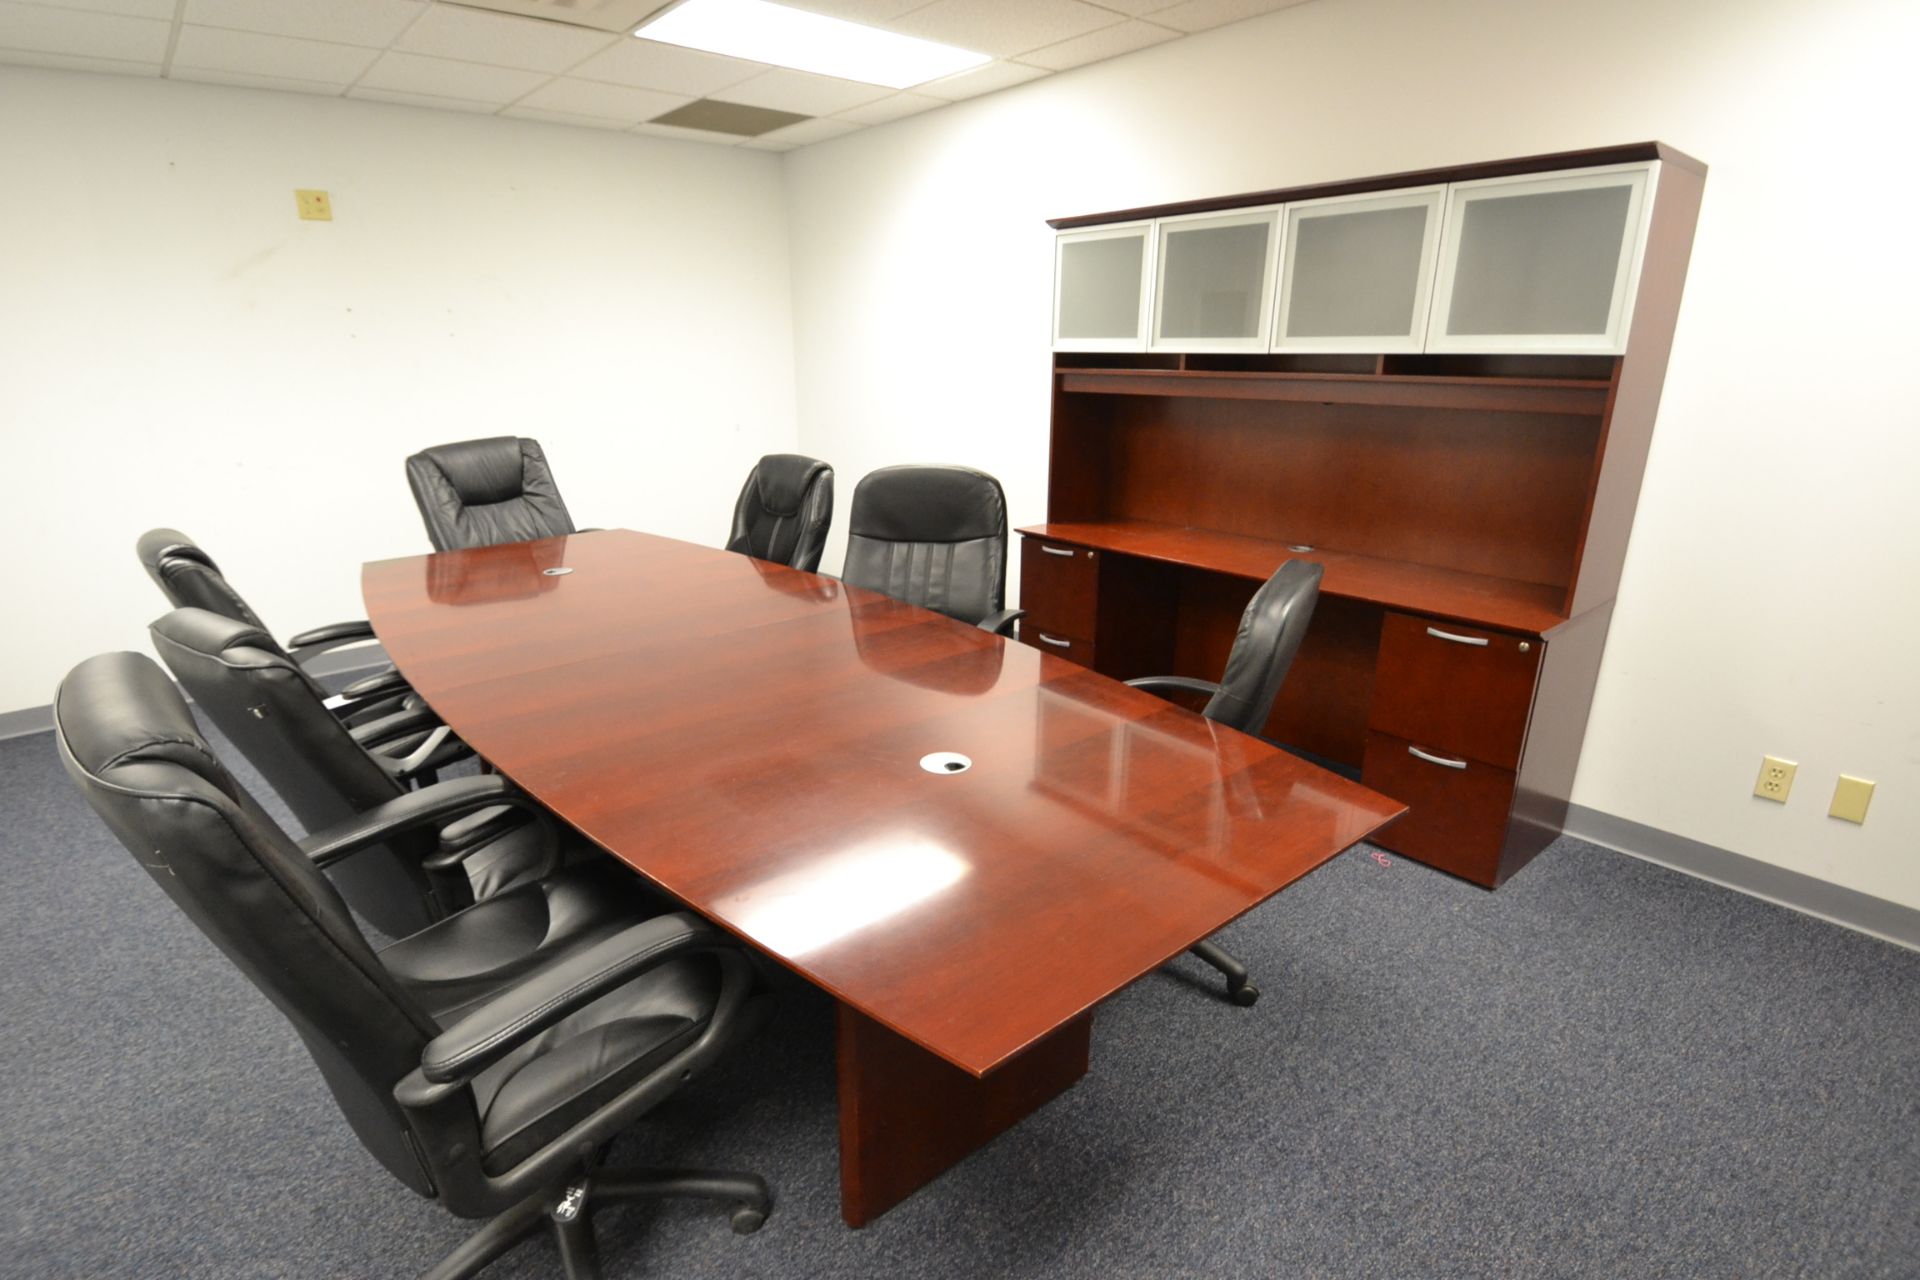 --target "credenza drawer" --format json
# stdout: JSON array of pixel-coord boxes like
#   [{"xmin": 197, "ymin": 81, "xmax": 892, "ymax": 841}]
[
  {"xmin": 1368, "ymin": 611, "xmax": 1541, "ymax": 770},
  {"xmin": 1360, "ymin": 729, "xmax": 1516, "ymax": 886},
  {"xmin": 1019, "ymin": 536, "xmax": 1100, "ymax": 640},
  {"xmin": 1023, "ymin": 626, "xmax": 1096, "ymax": 669}
]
